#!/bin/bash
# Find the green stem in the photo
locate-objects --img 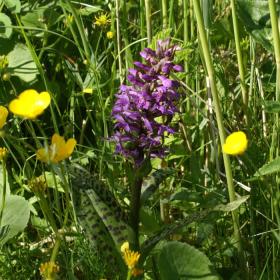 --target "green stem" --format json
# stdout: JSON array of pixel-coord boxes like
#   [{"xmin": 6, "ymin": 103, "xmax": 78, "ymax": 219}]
[
  {"xmin": 64, "ymin": 0, "xmax": 91, "ymax": 61},
  {"xmin": 0, "ymin": 160, "xmax": 7, "ymax": 226},
  {"xmin": 162, "ymin": 0, "xmax": 168, "ymax": 29},
  {"xmin": 268, "ymin": 6, "xmax": 280, "ymax": 274},
  {"xmin": 193, "ymin": 0, "xmax": 245, "ymax": 271},
  {"xmin": 115, "ymin": 0, "xmax": 123, "ymax": 80},
  {"xmin": 38, "ymin": 192, "xmax": 58, "ymax": 233},
  {"xmin": 140, "ymin": 0, "xmax": 146, "ymax": 51},
  {"xmin": 121, "ymin": 0, "xmax": 133, "ymax": 69},
  {"xmin": 268, "ymin": 0, "xmax": 280, "ymax": 159},
  {"xmin": 183, "ymin": 3, "xmax": 189, "ymax": 72},
  {"xmin": 50, "ymin": 165, "xmax": 63, "ymax": 227},
  {"xmin": 50, "ymin": 235, "xmax": 61, "ymax": 263},
  {"xmin": 230, "ymin": 0, "xmax": 248, "ymax": 114},
  {"xmin": 248, "ymin": 36, "xmax": 255, "ymax": 109},
  {"xmin": 168, "ymin": 0, "xmax": 175, "ymax": 29},
  {"xmin": 190, "ymin": 0, "xmax": 194, "ymax": 39},
  {"xmin": 126, "ymin": 270, "xmax": 132, "ymax": 280},
  {"xmin": 129, "ymin": 175, "xmax": 143, "ymax": 251},
  {"xmin": 145, "ymin": 0, "xmax": 152, "ymax": 44},
  {"xmin": 59, "ymin": 163, "xmax": 74, "ymax": 227}
]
